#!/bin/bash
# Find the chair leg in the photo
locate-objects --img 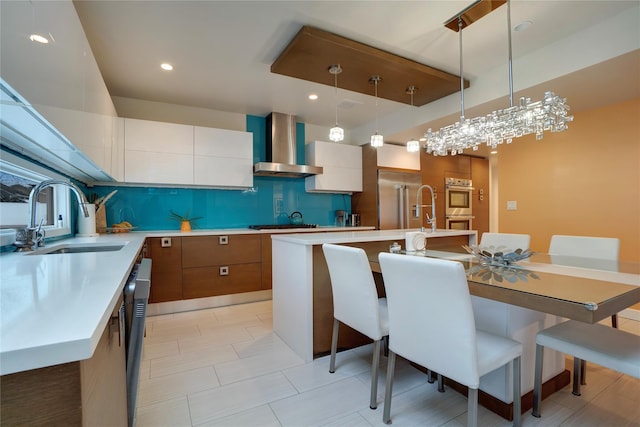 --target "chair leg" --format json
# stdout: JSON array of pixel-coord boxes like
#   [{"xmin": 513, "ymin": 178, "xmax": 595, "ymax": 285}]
[
  {"xmin": 370, "ymin": 340, "xmax": 381, "ymax": 409},
  {"xmin": 532, "ymin": 343, "xmax": 543, "ymax": 418},
  {"xmin": 382, "ymin": 351, "xmax": 396, "ymax": 424},
  {"xmin": 512, "ymin": 356, "xmax": 521, "ymax": 427},
  {"xmin": 467, "ymin": 387, "xmax": 478, "ymax": 427},
  {"xmin": 427, "ymin": 369, "xmax": 435, "ymax": 383},
  {"xmin": 579, "ymin": 359, "xmax": 587, "ymax": 385},
  {"xmin": 329, "ymin": 319, "xmax": 339, "ymax": 374},
  {"xmin": 437, "ymin": 373, "xmax": 444, "ymax": 392},
  {"xmin": 612, "ymin": 314, "xmax": 618, "ymax": 328},
  {"xmin": 383, "ymin": 335, "xmax": 389, "ymax": 357},
  {"xmin": 572, "ymin": 357, "xmax": 582, "ymax": 396}
]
